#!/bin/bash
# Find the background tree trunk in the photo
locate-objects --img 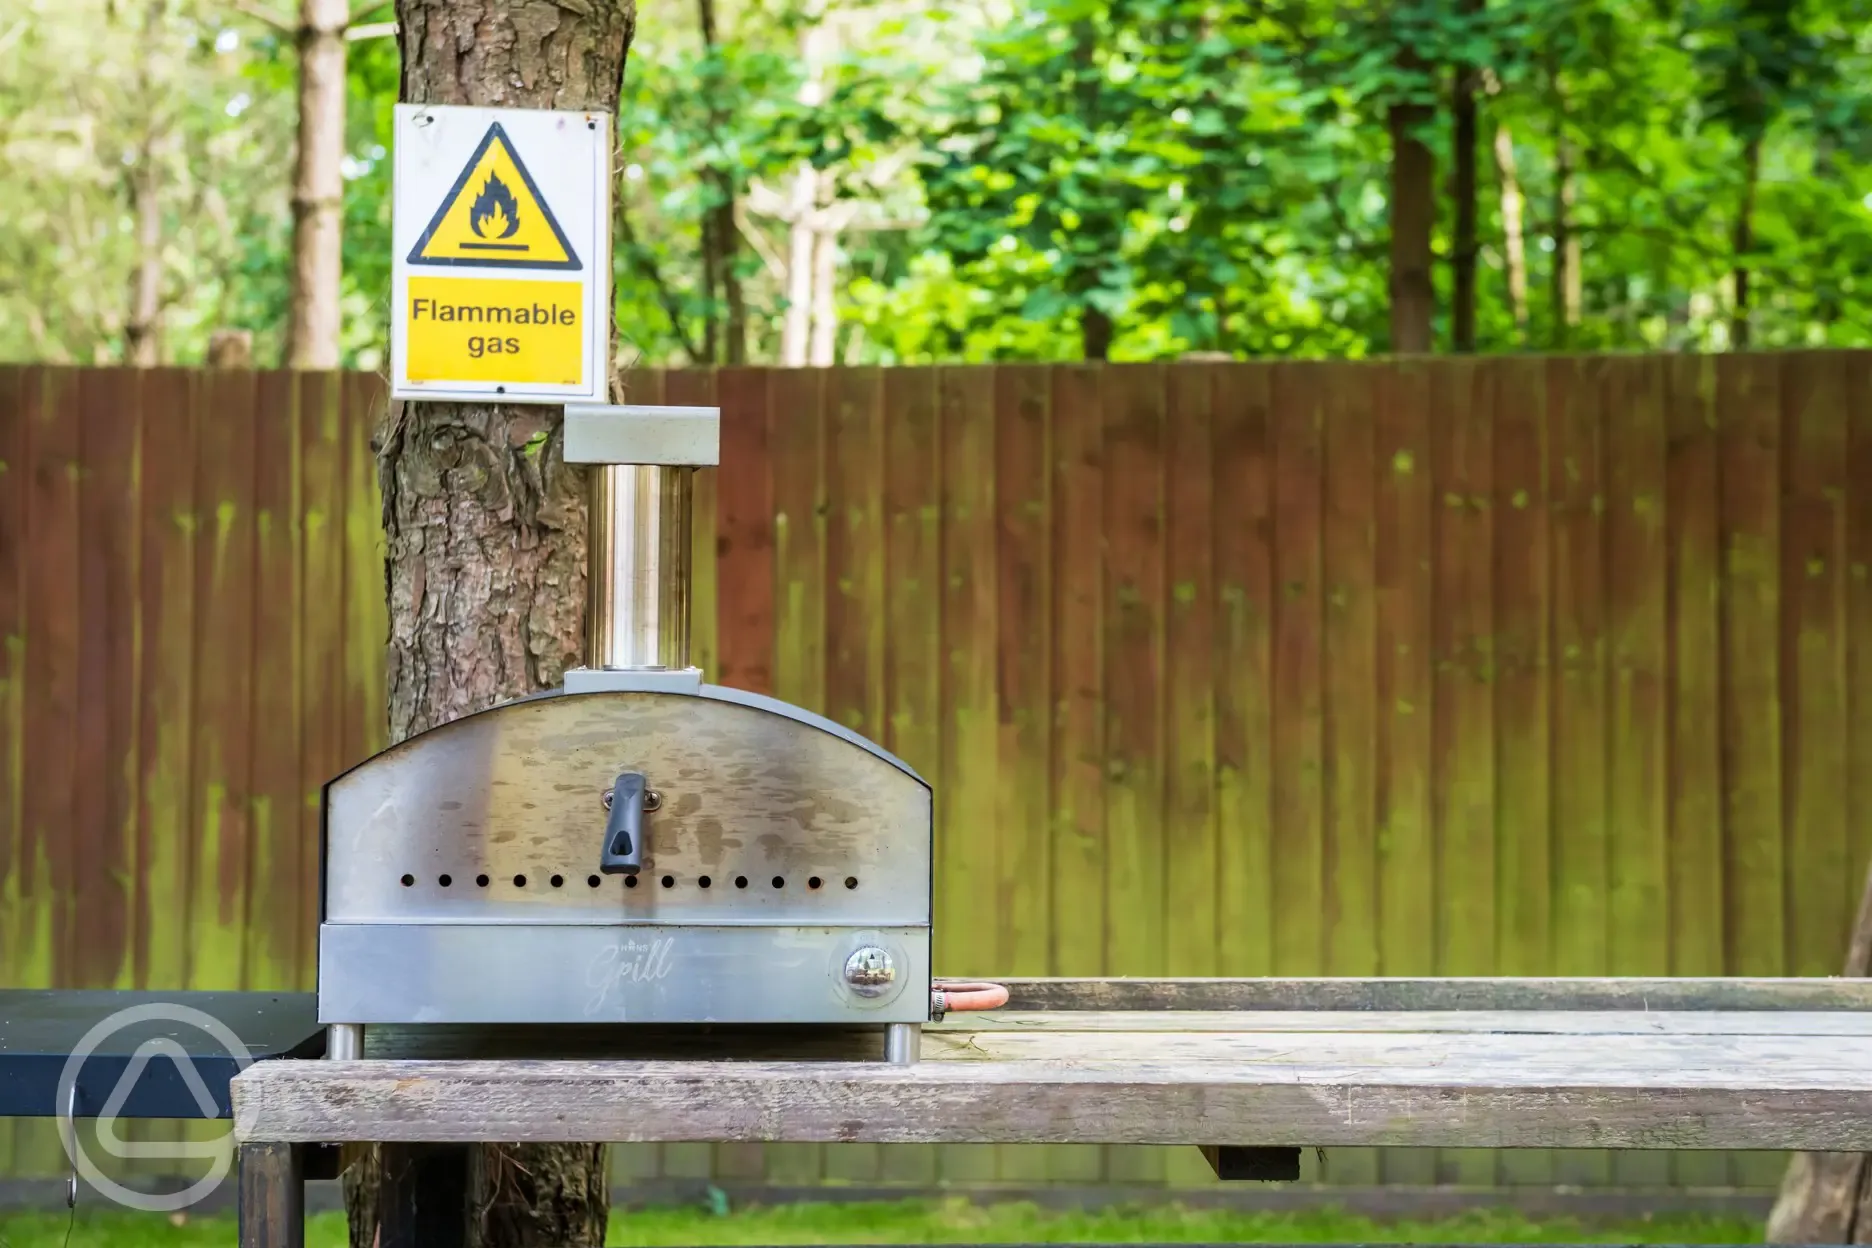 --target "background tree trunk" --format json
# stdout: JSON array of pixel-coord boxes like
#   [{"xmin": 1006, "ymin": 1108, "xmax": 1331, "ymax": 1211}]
[
  {"xmin": 1767, "ymin": 858, "xmax": 1872, "ymax": 1243},
  {"xmin": 1731, "ymin": 132, "xmax": 1762, "ymax": 349},
  {"xmin": 1387, "ymin": 98, "xmax": 1435, "ymax": 354},
  {"xmin": 1492, "ymin": 123, "xmax": 1528, "ymax": 333},
  {"xmin": 339, "ymin": 2, "xmax": 636, "ymax": 1245},
  {"xmin": 285, "ymin": 0, "xmax": 348, "ymax": 369},
  {"xmin": 1449, "ymin": 0, "xmax": 1482, "ymax": 353}
]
